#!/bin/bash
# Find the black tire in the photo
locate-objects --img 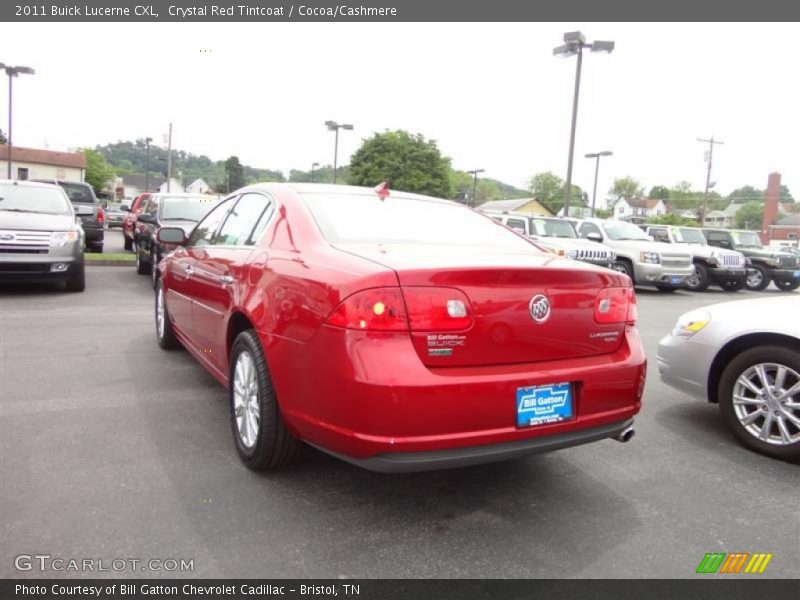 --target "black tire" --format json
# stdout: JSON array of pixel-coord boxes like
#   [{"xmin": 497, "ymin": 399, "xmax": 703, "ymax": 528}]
[
  {"xmin": 155, "ymin": 279, "xmax": 181, "ymax": 350},
  {"xmin": 684, "ymin": 263, "xmax": 710, "ymax": 292},
  {"xmin": 123, "ymin": 236, "xmax": 133, "ymax": 251},
  {"xmin": 65, "ymin": 262, "xmax": 86, "ymax": 292},
  {"xmin": 745, "ymin": 264, "xmax": 771, "ymax": 291},
  {"xmin": 151, "ymin": 250, "xmax": 159, "ymax": 289},
  {"xmin": 775, "ymin": 279, "xmax": 800, "ymax": 292},
  {"xmin": 656, "ymin": 286, "xmax": 678, "ymax": 293},
  {"xmin": 135, "ymin": 242, "xmax": 151, "ymax": 275},
  {"xmin": 719, "ymin": 278, "xmax": 745, "ymax": 292},
  {"xmin": 610, "ymin": 259, "xmax": 634, "ymax": 283},
  {"xmin": 229, "ymin": 330, "xmax": 302, "ymax": 470},
  {"xmin": 718, "ymin": 345, "xmax": 800, "ymax": 461}
]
